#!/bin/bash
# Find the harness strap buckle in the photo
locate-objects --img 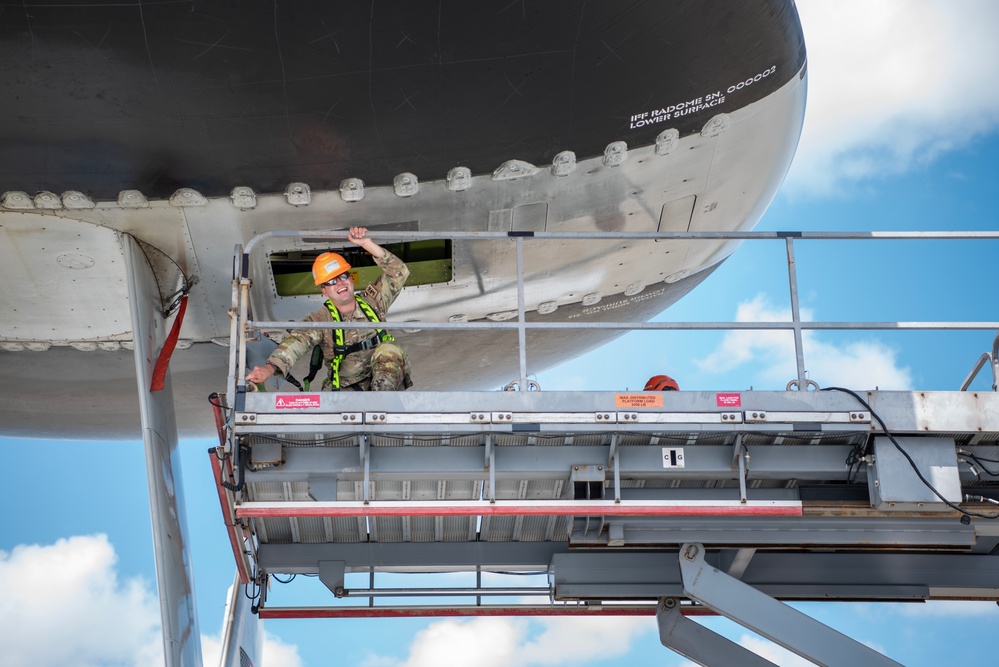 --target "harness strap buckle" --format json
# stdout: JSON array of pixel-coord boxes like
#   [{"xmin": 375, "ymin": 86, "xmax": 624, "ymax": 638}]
[
  {"xmin": 357, "ymin": 335, "xmax": 380, "ymax": 352},
  {"xmin": 334, "ymin": 333, "xmax": 383, "ymax": 358}
]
